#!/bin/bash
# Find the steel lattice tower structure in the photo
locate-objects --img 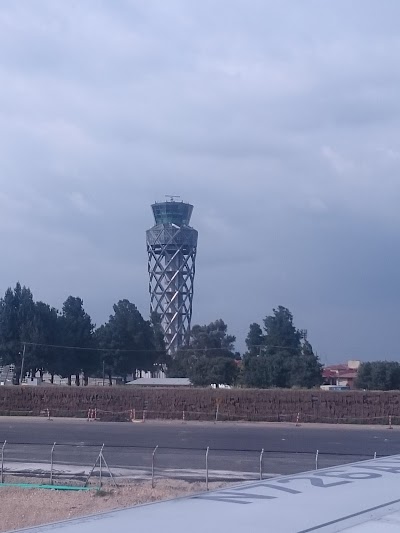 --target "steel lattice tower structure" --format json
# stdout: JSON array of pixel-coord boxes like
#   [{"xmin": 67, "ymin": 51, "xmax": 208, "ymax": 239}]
[{"xmin": 146, "ymin": 199, "xmax": 198, "ymax": 354}]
